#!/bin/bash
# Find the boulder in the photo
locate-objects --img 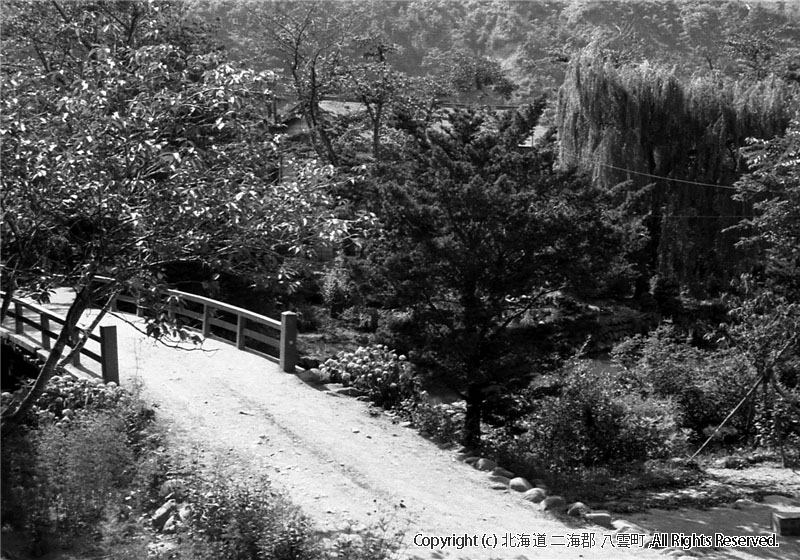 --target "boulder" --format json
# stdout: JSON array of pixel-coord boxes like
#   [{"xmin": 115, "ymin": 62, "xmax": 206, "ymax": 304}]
[
  {"xmin": 522, "ymin": 488, "xmax": 547, "ymax": 503},
  {"xmin": 612, "ymin": 520, "xmax": 649, "ymax": 535},
  {"xmin": 177, "ymin": 503, "xmax": 193, "ymax": 521},
  {"xmin": 474, "ymin": 458, "xmax": 497, "ymax": 471},
  {"xmin": 332, "ymin": 386, "xmax": 366, "ymax": 397},
  {"xmin": 297, "ymin": 368, "xmax": 322, "ymax": 383},
  {"xmin": 541, "ymin": 496, "xmax": 566, "ymax": 512},
  {"xmin": 152, "ymin": 499, "xmax": 177, "ymax": 531},
  {"xmin": 764, "ymin": 494, "xmax": 800, "ymax": 507},
  {"xmin": 567, "ymin": 502, "xmax": 591, "ymax": 517},
  {"xmin": 585, "ymin": 512, "xmax": 614, "ymax": 529},
  {"xmin": 162, "ymin": 514, "xmax": 180, "ymax": 534},
  {"xmin": 509, "ymin": 477, "xmax": 533, "ymax": 492},
  {"xmin": 492, "ymin": 467, "xmax": 515, "ymax": 478},
  {"xmin": 463, "ymin": 456, "xmax": 479, "ymax": 465},
  {"xmin": 158, "ymin": 479, "xmax": 184, "ymax": 500},
  {"xmin": 488, "ymin": 475, "xmax": 510, "ymax": 487}
]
